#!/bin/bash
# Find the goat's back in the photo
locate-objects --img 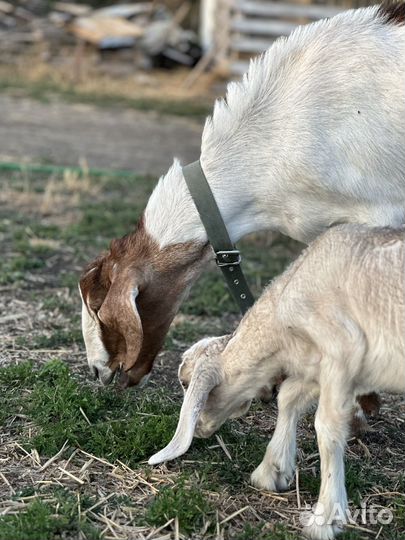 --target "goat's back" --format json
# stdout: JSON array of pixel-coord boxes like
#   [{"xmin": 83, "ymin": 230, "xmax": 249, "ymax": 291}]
[
  {"xmin": 276, "ymin": 225, "xmax": 405, "ymax": 365},
  {"xmin": 202, "ymin": 5, "xmax": 405, "ymax": 242}
]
